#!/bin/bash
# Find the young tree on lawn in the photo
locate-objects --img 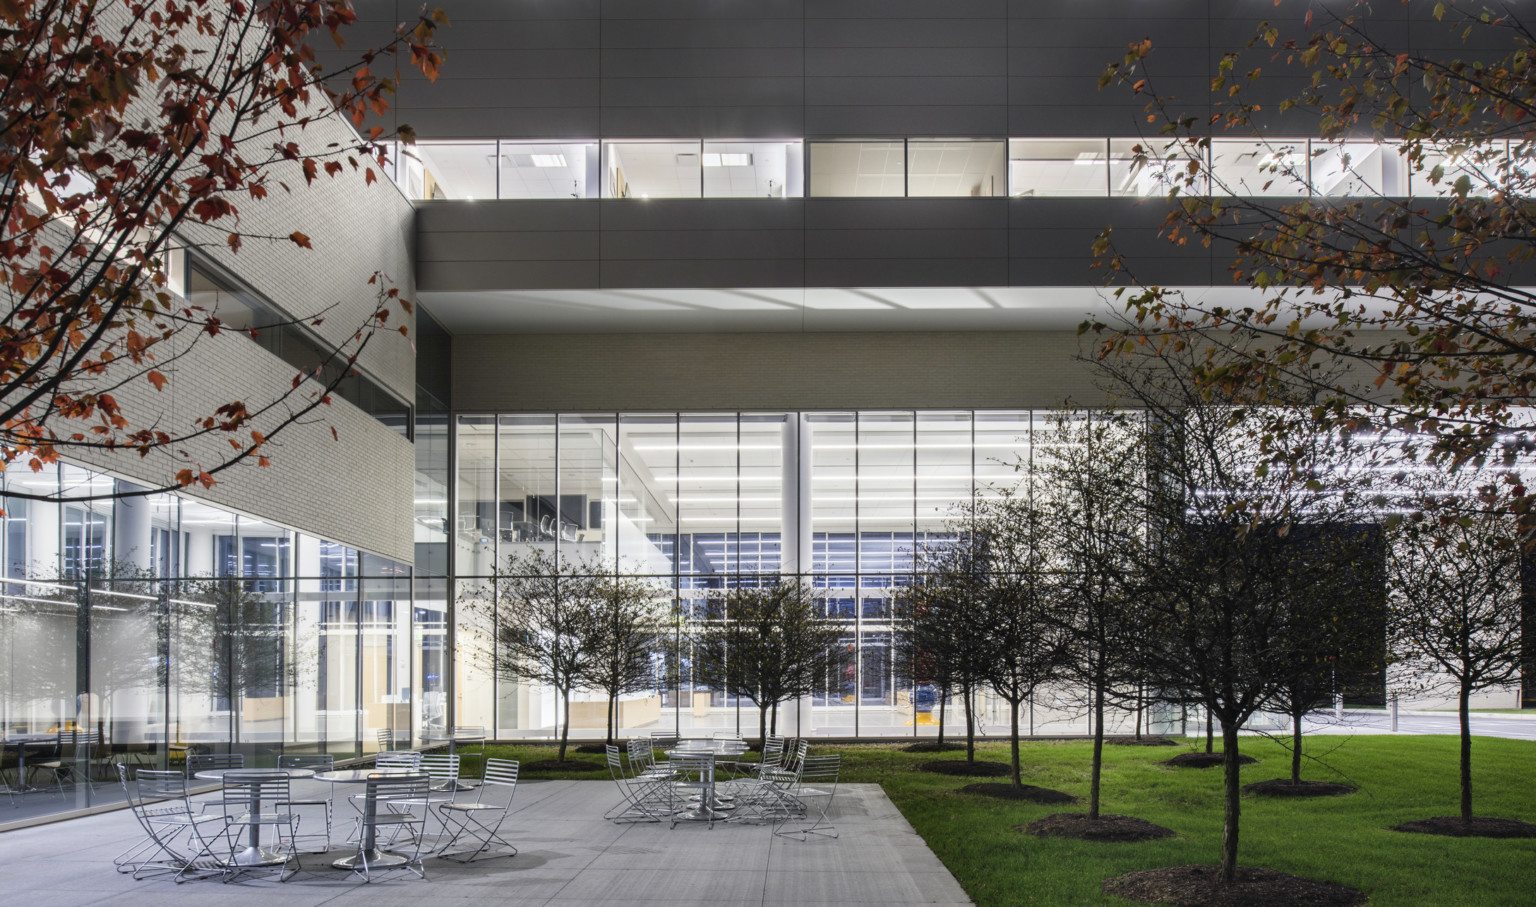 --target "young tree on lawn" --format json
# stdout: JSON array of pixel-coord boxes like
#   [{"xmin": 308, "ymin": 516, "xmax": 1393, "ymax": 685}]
[
  {"xmin": 0, "ymin": 1, "xmax": 443, "ymax": 502},
  {"xmin": 485, "ymin": 549, "xmax": 599, "ymax": 763},
  {"xmin": 892, "ymin": 574, "xmax": 957, "ymax": 746},
  {"xmin": 1092, "ymin": 0, "xmax": 1536, "ymax": 519},
  {"xmin": 1100, "ymin": 338, "xmax": 1374, "ymax": 883},
  {"xmin": 583, "ymin": 571, "xmax": 669, "ymax": 749},
  {"xmin": 691, "ymin": 577, "xmax": 846, "ymax": 744},
  {"xmin": 1035, "ymin": 409, "xmax": 1149, "ymax": 819},
  {"xmin": 1268, "ymin": 526, "xmax": 1386, "ymax": 786},
  {"xmin": 975, "ymin": 494, "xmax": 1074, "ymax": 791},
  {"xmin": 901, "ymin": 528, "xmax": 1000, "ymax": 763},
  {"xmin": 1386, "ymin": 477, "xmax": 1526, "ymax": 825}
]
